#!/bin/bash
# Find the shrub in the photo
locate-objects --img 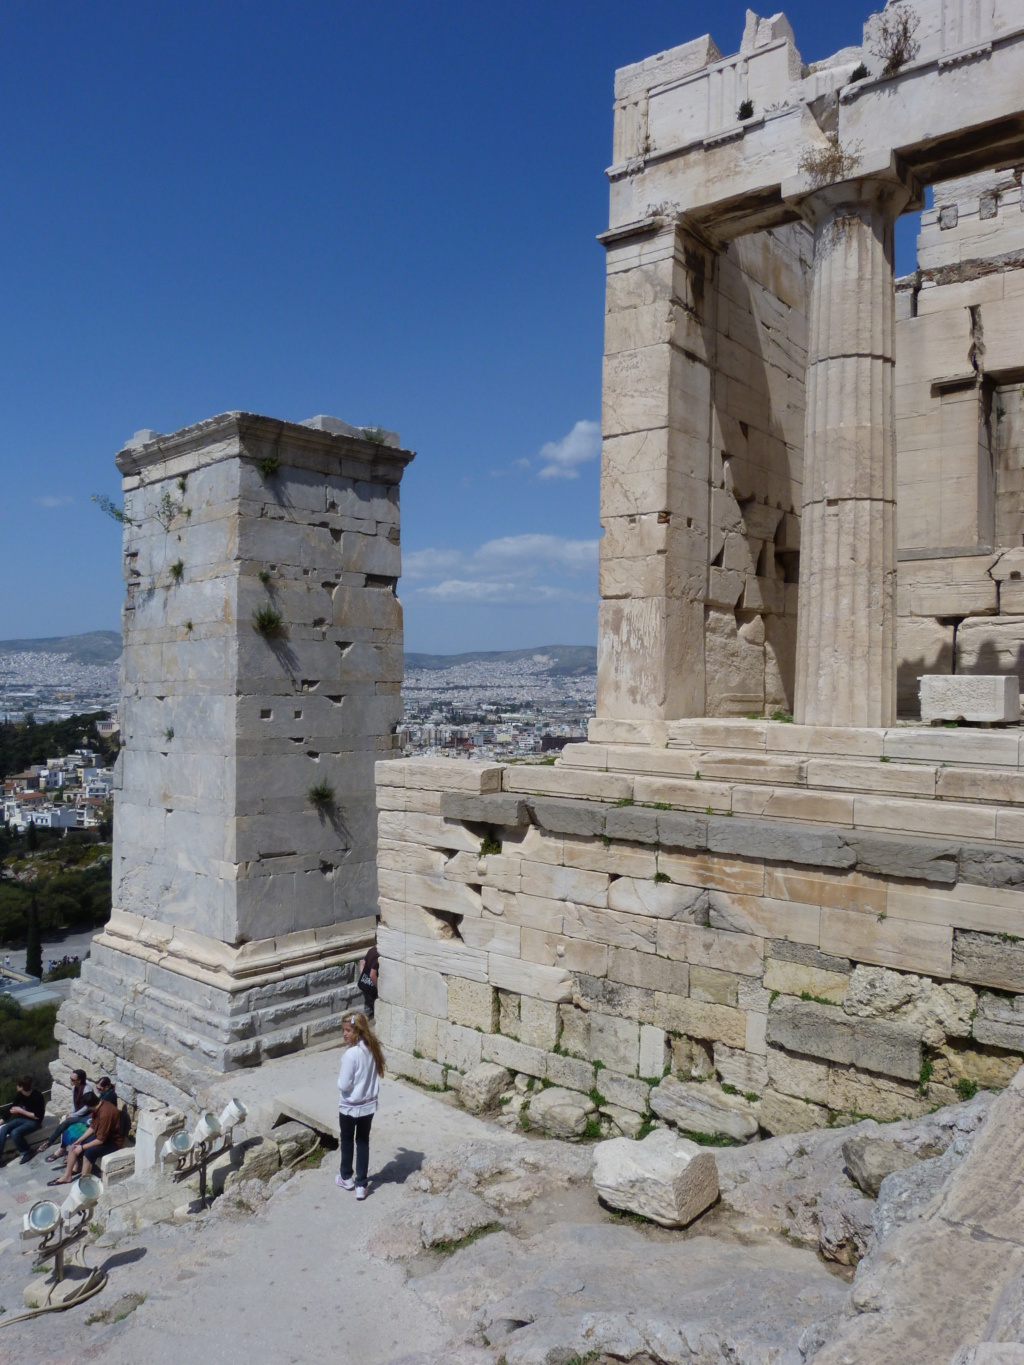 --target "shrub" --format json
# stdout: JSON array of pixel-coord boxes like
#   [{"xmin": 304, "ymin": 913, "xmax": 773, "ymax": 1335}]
[
  {"xmin": 873, "ymin": 3, "xmax": 920, "ymax": 76},
  {"xmin": 851, "ymin": 61, "xmax": 868, "ymax": 81},
  {"xmin": 307, "ymin": 780, "xmax": 337, "ymax": 810},
  {"xmin": 170, "ymin": 559, "xmax": 184, "ymax": 582},
  {"xmin": 798, "ymin": 134, "xmax": 862, "ymax": 188},
  {"xmin": 256, "ymin": 454, "xmax": 280, "ymax": 479},
  {"xmin": 361, "ymin": 427, "xmax": 388, "ymax": 445},
  {"xmin": 252, "ymin": 605, "xmax": 285, "ymax": 637},
  {"xmin": 737, "ymin": 98, "xmax": 754, "ymax": 120}
]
